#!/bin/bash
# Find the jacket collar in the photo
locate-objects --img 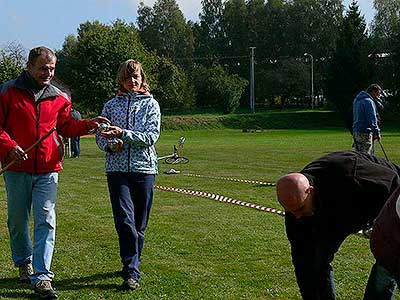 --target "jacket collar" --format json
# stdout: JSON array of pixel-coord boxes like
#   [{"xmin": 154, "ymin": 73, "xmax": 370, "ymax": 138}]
[
  {"xmin": 14, "ymin": 71, "xmax": 62, "ymax": 100},
  {"xmin": 118, "ymin": 89, "xmax": 150, "ymax": 96},
  {"xmin": 354, "ymin": 91, "xmax": 372, "ymax": 102},
  {"xmin": 116, "ymin": 90, "xmax": 152, "ymax": 103}
]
